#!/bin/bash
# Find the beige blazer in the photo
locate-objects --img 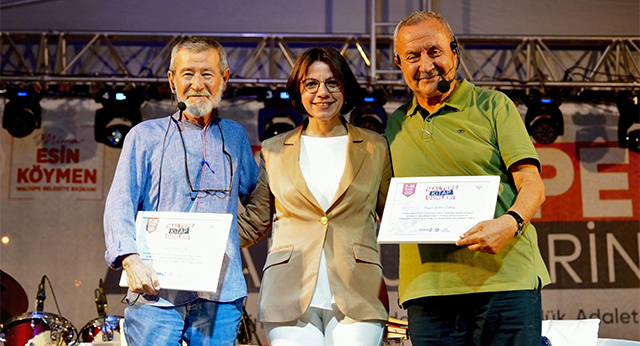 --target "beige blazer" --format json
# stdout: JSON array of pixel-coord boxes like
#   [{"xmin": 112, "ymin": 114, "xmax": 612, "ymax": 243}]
[{"xmin": 238, "ymin": 119, "xmax": 392, "ymax": 323}]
